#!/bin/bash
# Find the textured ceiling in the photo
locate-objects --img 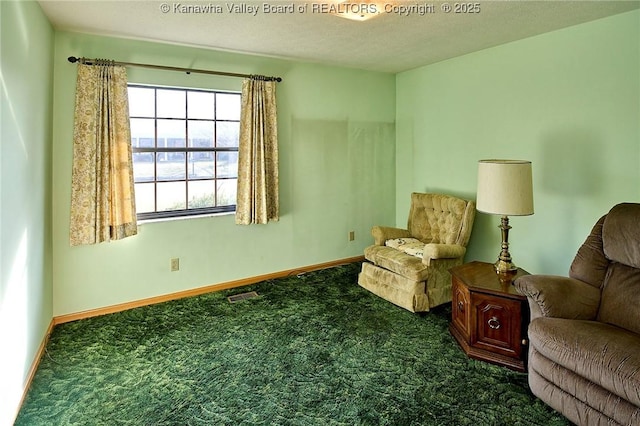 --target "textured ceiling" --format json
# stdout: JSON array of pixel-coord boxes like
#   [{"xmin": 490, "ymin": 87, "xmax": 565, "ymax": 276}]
[{"xmin": 39, "ymin": 0, "xmax": 640, "ymax": 73}]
